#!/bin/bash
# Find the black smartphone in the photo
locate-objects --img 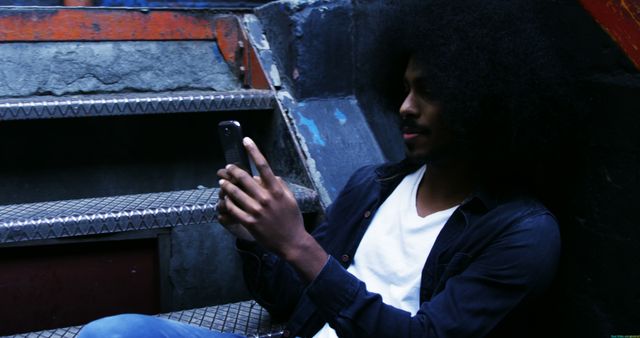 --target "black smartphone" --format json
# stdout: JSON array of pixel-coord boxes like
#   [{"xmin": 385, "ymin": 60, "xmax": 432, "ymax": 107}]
[{"xmin": 218, "ymin": 120, "xmax": 251, "ymax": 172}]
